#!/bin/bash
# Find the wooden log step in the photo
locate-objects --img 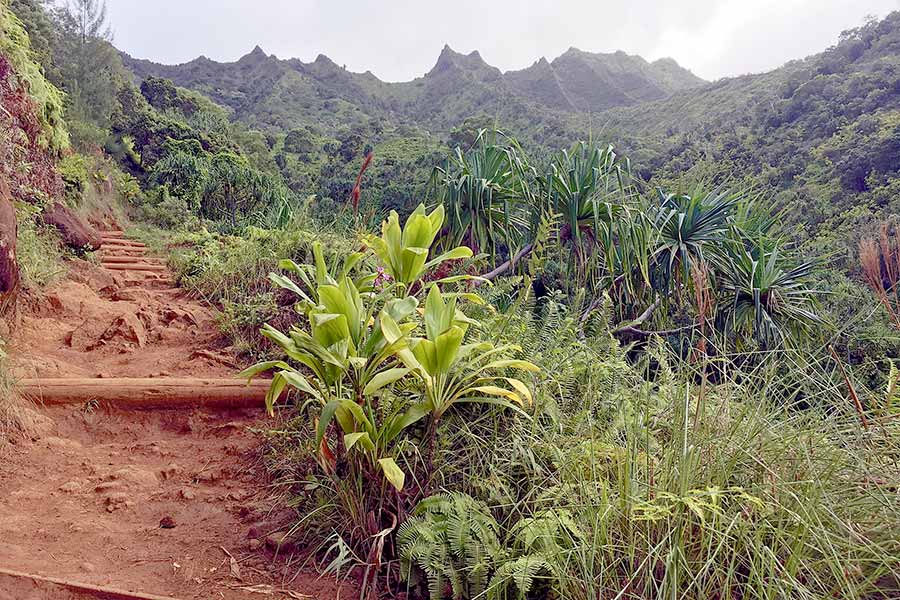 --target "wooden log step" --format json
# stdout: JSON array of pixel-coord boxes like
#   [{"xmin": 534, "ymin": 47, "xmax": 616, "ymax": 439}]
[
  {"xmin": 100, "ymin": 236, "xmax": 143, "ymax": 243},
  {"xmin": 18, "ymin": 378, "xmax": 272, "ymax": 409},
  {"xmin": 101, "ymin": 240, "xmax": 146, "ymax": 248},
  {"xmin": 101, "ymin": 256, "xmax": 163, "ymax": 264},
  {"xmin": 99, "ymin": 230, "xmax": 126, "ymax": 238},
  {"xmin": 101, "ymin": 252, "xmax": 148, "ymax": 259},
  {"xmin": 103, "ymin": 263, "xmax": 168, "ymax": 273},
  {"xmin": 0, "ymin": 567, "xmax": 184, "ymax": 600}
]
